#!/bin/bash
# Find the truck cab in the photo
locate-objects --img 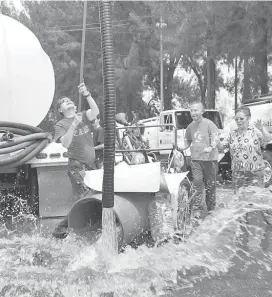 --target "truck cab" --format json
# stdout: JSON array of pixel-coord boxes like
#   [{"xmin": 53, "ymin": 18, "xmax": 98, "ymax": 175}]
[{"xmin": 139, "ymin": 108, "xmax": 224, "ymax": 158}]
